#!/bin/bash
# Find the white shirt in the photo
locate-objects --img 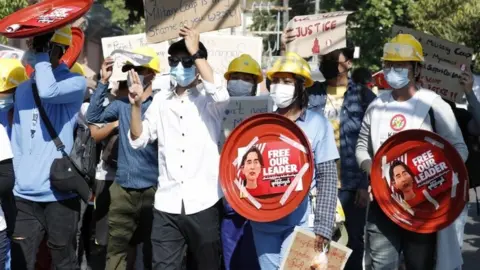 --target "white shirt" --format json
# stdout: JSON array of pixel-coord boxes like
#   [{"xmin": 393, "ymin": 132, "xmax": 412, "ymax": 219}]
[
  {"xmin": 129, "ymin": 80, "xmax": 230, "ymax": 214},
  {"xmin": 0, "ymin": 124, "xmax": 12, "ymax": 231}
]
